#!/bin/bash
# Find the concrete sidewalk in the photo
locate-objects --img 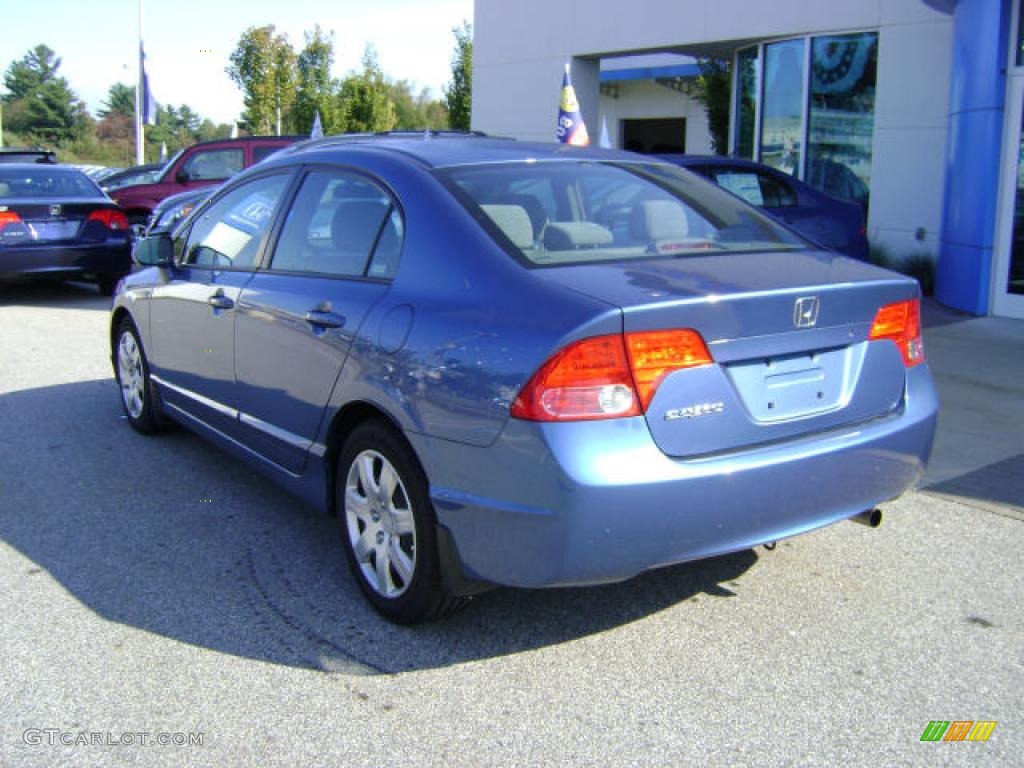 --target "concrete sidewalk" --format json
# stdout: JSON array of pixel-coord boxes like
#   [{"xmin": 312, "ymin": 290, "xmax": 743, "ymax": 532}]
[{"xmin": 919, "ymin": 299, "xmax": 1024, "ymax": 521}]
